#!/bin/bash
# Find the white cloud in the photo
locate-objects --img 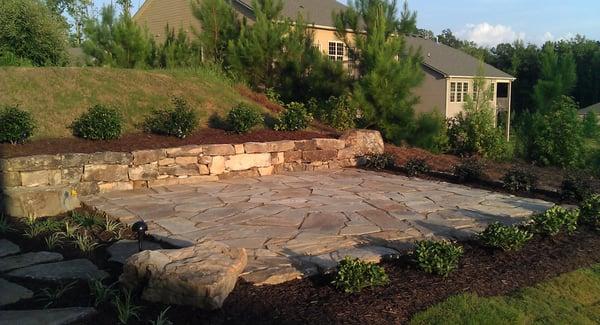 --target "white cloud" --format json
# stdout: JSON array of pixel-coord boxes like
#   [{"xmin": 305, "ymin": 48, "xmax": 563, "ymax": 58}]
[{"xmin": 458, "ymin": 23, "xmax": 525, "ymax": 47}]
